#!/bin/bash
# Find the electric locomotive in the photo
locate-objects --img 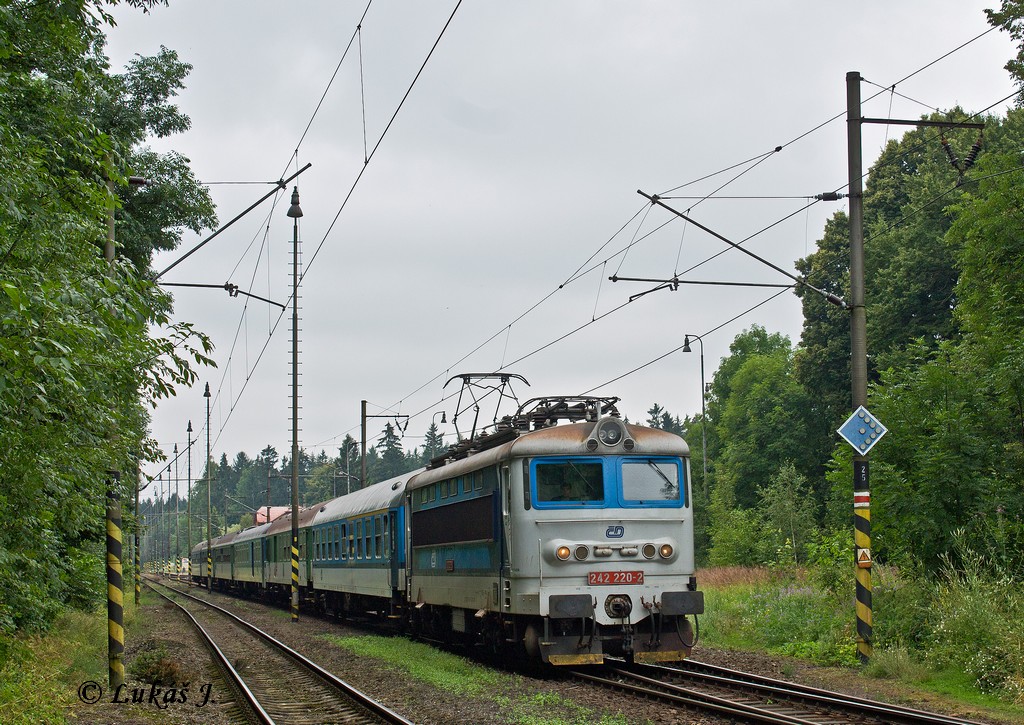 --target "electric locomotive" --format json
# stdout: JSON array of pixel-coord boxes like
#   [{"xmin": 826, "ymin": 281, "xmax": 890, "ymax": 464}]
[
  {"xmin": 407, "ymin": 395, "xmax": 703, "ymax": 665},
  {"xmin": 187, "ymin": 392, "xmax": 703, "ymax": 666}
]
